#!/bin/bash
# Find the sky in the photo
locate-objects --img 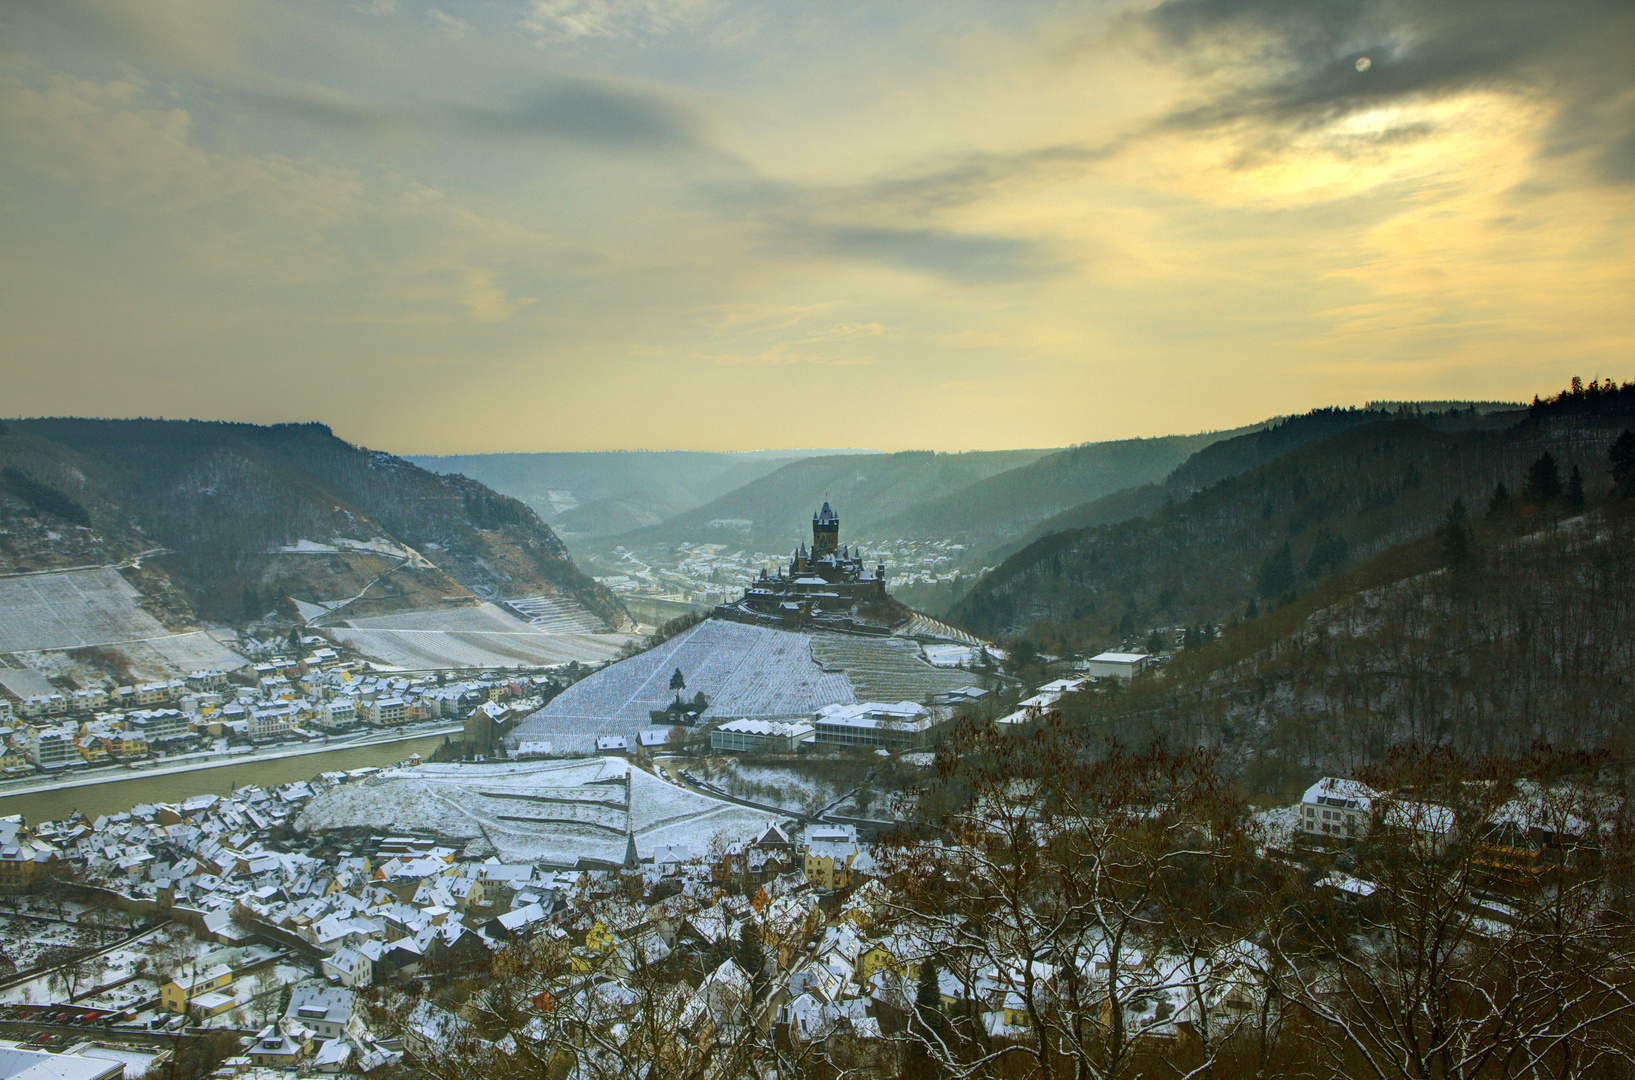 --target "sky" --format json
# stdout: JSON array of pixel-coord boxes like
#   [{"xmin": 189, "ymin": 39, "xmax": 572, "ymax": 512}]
[{"xmin": 2, "ymin": 0, "xmax": 1632, "ymax": 454}]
